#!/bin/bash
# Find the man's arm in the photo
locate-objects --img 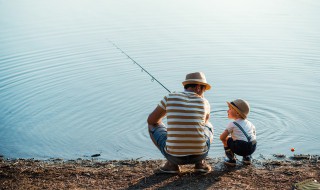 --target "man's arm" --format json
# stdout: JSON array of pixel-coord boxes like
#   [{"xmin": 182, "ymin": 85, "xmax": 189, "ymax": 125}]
[
  {"xmin": 205, "ymin": 113, "xmax": 210, "ymax": 123},
  {"xmin": 147, "ymin": 105, "xmax": 166, "ymax": 125}
]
